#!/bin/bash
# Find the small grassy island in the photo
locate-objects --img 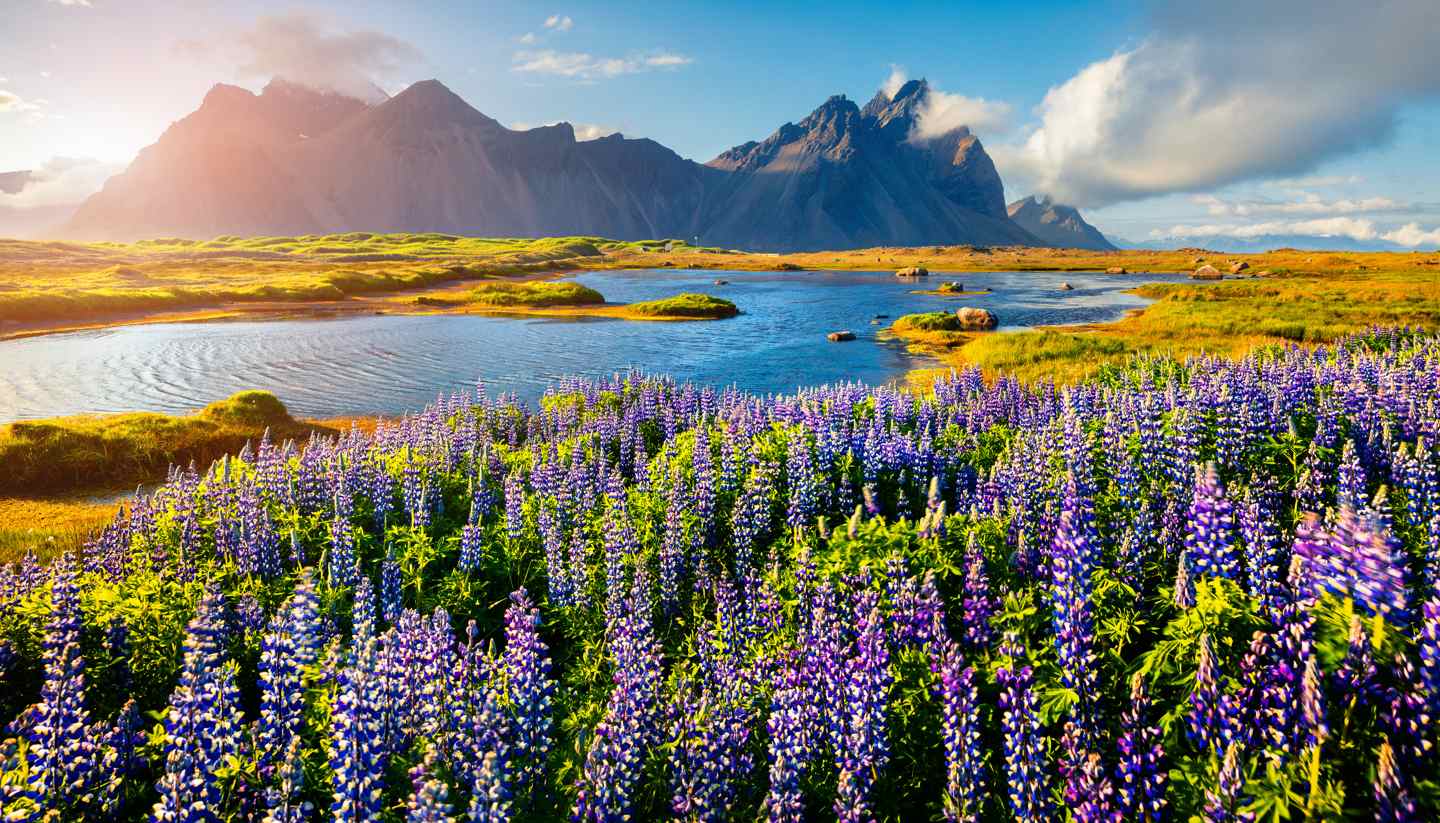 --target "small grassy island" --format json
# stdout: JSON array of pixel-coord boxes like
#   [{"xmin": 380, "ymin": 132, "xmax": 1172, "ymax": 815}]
[
  {"xmin": 415, "ymin": 282, "xmax": 737, "ymax": 321},
  {"xmin": 623, "ymin": 292, "xmax": 739, "ymax": 319}
]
